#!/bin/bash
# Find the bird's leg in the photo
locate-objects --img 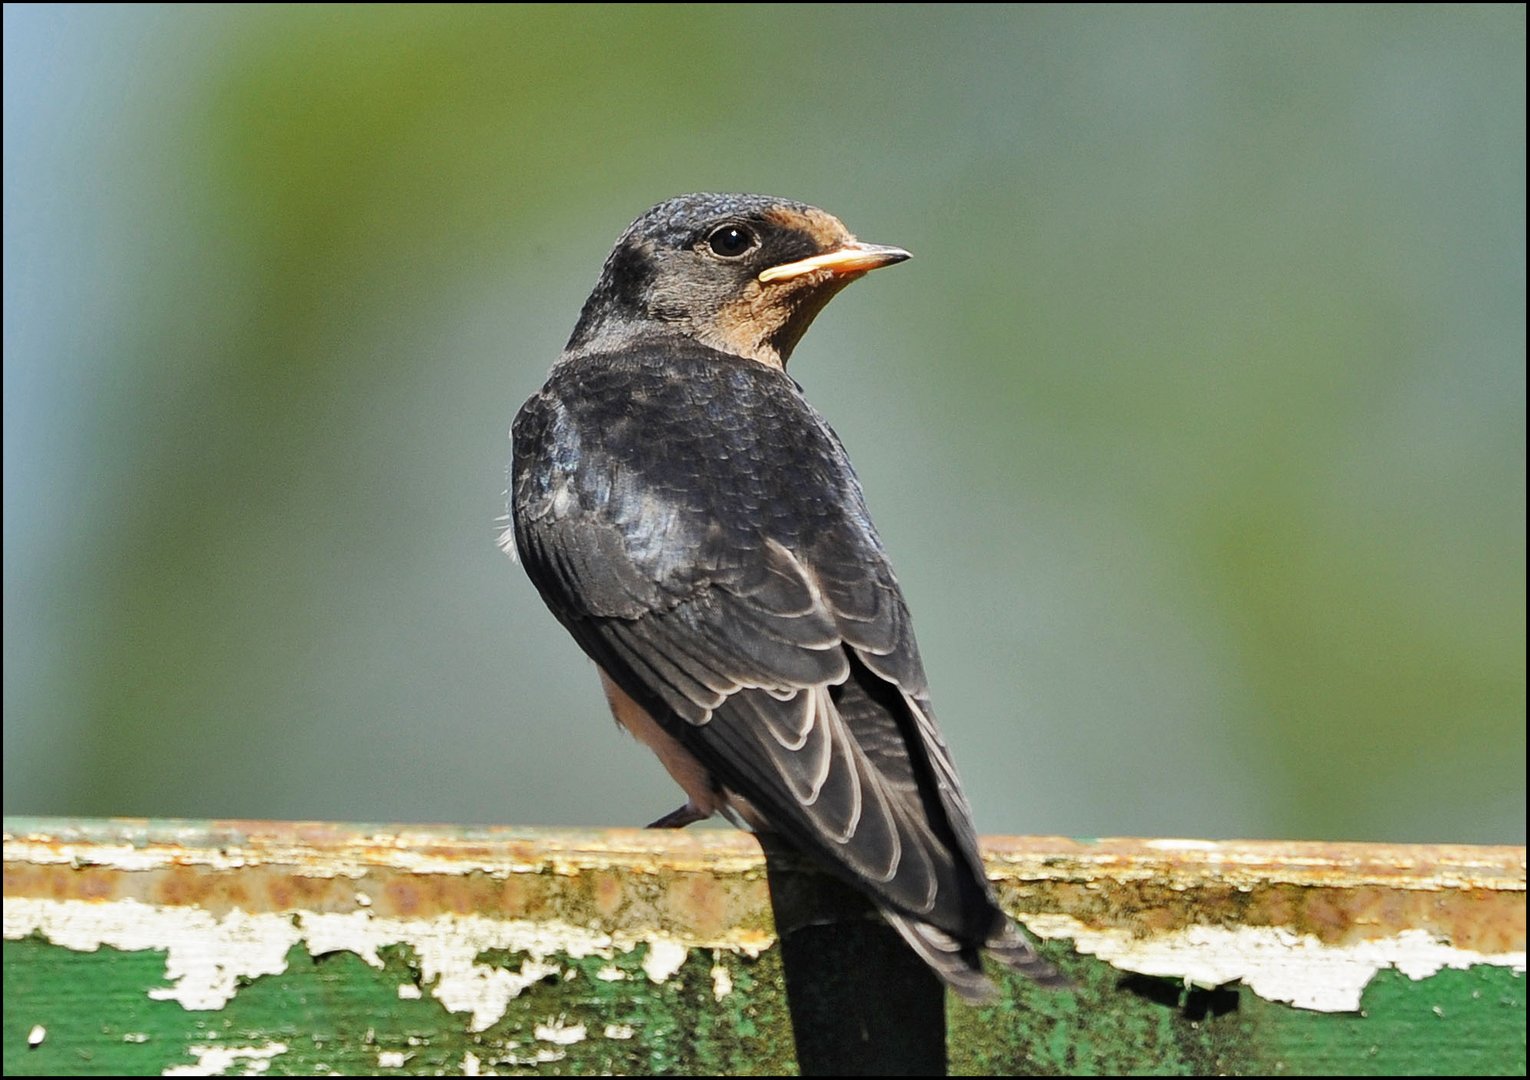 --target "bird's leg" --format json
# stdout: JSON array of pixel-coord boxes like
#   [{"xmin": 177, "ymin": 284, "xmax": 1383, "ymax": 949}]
[{"xmin": 647, "ymin": 803, "xmax": 709, "ymax": 829}]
